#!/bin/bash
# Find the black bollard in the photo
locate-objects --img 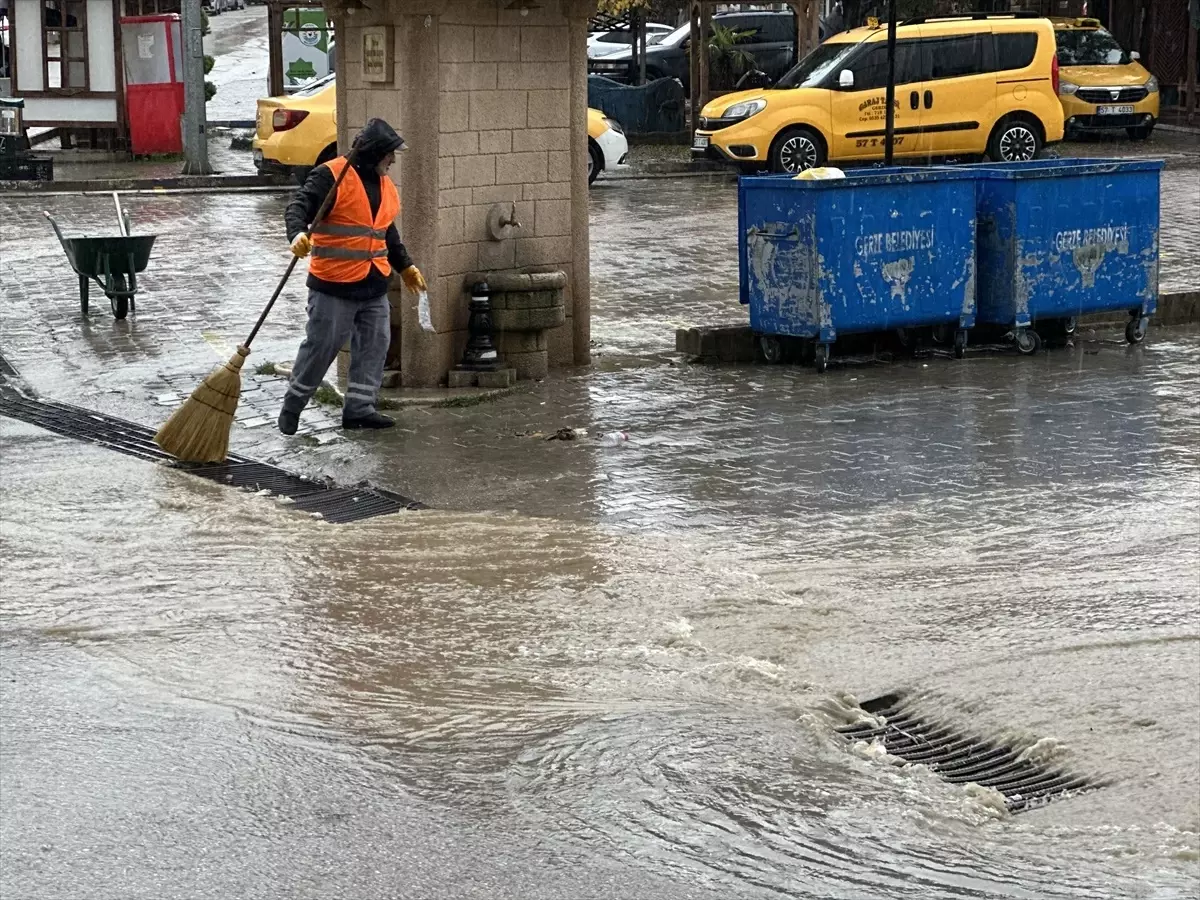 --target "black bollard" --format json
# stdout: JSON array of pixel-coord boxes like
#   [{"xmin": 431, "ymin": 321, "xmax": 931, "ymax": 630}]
[{"xmin": 458, "ymin": 281, "xmax": 500, "ymax": 371}]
